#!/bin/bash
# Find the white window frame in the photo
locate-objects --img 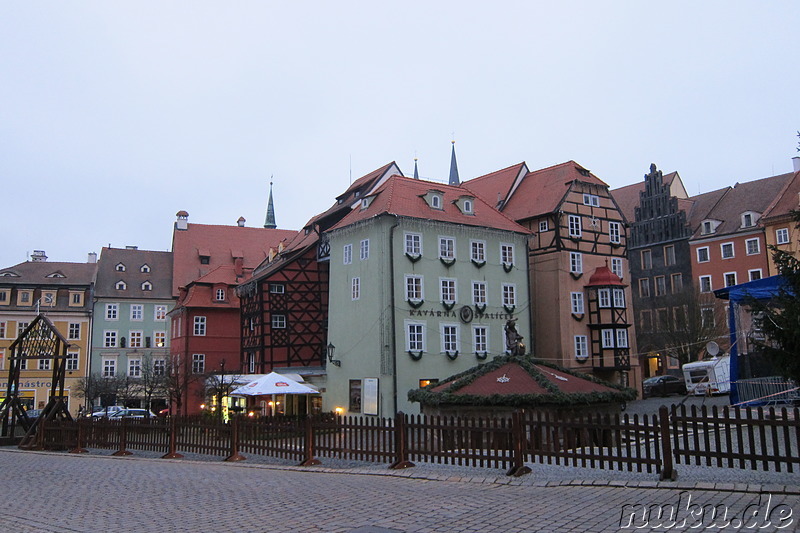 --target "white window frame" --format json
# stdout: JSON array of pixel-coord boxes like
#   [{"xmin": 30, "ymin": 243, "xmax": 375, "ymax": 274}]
[
  {"xmin": 360, "ymin": 239, "xmax": 370, "ymax": 261},
  {"xmin": 406, "ymin": 322, "xmax": 426, "ymax": 352},
  {"xmin": 616, "ymin": 329, "xmax": 629, "ymax": 348},
  {"xmin": 154, "ymin": 331, "xmax": 166, "ymax": 348},
  {"xmin": 154, "ymin": 305, "xmax": 167, "ymax": 321},
  {"xmin": 215, "ymin": 288, "xmax": 226, "ymax": 301},
  {"xmin": 129, "ymin": 357, "xmax": 142, "ymax": 378},
  {"xmin": 439, "ymin": 236, "xmax": 456, "ymax": 260},
  {"xmin": 776, "ymin": 227, "xmax": 790, "ymax": 245},
  {"xmin": 598, "ymin": 288, "xmax": 611, "ymax": 308},
  {"xmin": 570, "ymin": 252, "xmax": 583, "ymax": 274},
  {"xmin": 104, "ymin": 330, "xmax": 118, "ymax": 348},
  {"xmin": 130, "ymin": 304, "xmax": 143, "ymax": 321},
  {"xmin": 748, "ymin": 269, "xmax": 763, "ymax": 282},
  {"xmin": 68, "ymin": 322, "xmax": 81, "ymax": 340},
  {"xmin": 745, "ymin": 238, "xmax": 760, "ymax": 256},
  {"xmin": 720, "ymin": 242, "xmax": 735, "ymax": 260},
  {"xmin": 583, "ymin": 194, "xmax": 600, "ymax": 207},
  {"xmin": 102, "ymin": 357, "xmax": 116, "ymax": 378},
  {"xmin": 568, "ymin": 215, "xmax": 582, "ymax": 238},
  {"xmin": 440, "ymin": 278, "xmax": 457, "ymax": 304},
  {"xmin": 470, "ymin": 240, "xmax": 486, "ymax": 263},
  {"xmin": 193, "ymin": 316, "xmax": 206, "ymax": 336},
  {"xmin": 611, "ymin": 258, "xmax": 623, "ymax": 280},
  {"xmin": 472, "ymin": 281, "xmax": 487, "ymax": 305},
  {"xmin": 609, "ymin": 222, "xmax": 621, "ymax": 244},
  {"xmin": 116, "ymin": 281, "xmax": 127, "ymax": 290},
  {"xmin": 500, "ymin": 243, "xmax": 514, "ymax": 265},
  {"xmin": 153, "ymin": 358, "xmax": 166, "ymax": 376},
  {"xmin": 574, "ymin": 335, "xmax": 588, "ymax": 360},
  {"xmin": 699, "ymin": 275, "xmax": 712, "ymax": 293},
  {"xmin": 271, "ymin": 315, "xmax": 286, "ymax": 329},
  {"xmin": 192, "ymin": 353, "xmax": 205, "ymax": 374},
  {"xmin": 405, "ymin": 275, "xmax": 424, "ymax": 302},
  {"xmin": 351, "ymin": 277, "xmax": 361, "ymax": 300},
  {"xmin": 724, "ymin": 271, "xmax": 737, "ymax": 287},
  {"xmin": 539, "ymin": 220, "xmax": 548, "ymax": 232},
  {"xmin": 502, "ymin": 283, "xmax": 516, "ymax": 307},
  {"xmin": 570, "ymin": 292, "xmax": 584, "ymax": 314},
  {"xmin": 601, "ymin": 329, "xmax": 615, "ymax": 349},
  {"xmin": 441, "ymin": 324, "xmax": 459, "ymax": 354},
  {"xmin": 405, "ymin": 233, "xmax": 422, "ymax": 256},
  {"xmin": 106, "ymin": 303, "xmax": 118, "ymax": 321},
  {"xmin": 473, "ymin": 325, "xmax": 488, "ymax": 353},
  {"xmin": 612, "ymin": 288, "xmax": 625, "ymax": 308},
  {"xmin": 66, "ymin": 351, "xmax": 79, "ymax": 371},
  {"xmin": 343, "ymin": 244, "xmax": 353, "ymax": 265},
  {"xmin": 129, "ymin": 330, "xmax": 143, "ymax": 348},
  {"xmin": 696, "ymin": 246, "xmax": 710, "ymax": 263}
]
